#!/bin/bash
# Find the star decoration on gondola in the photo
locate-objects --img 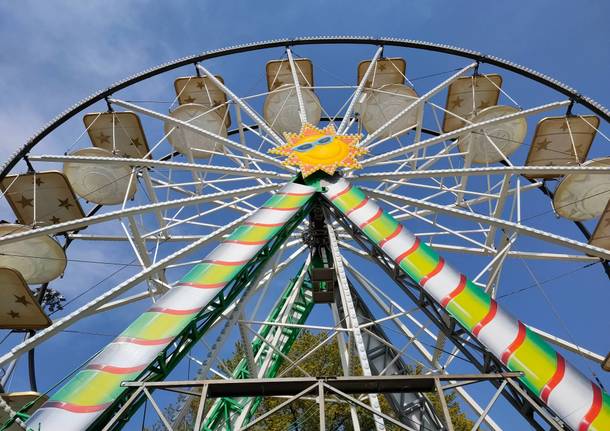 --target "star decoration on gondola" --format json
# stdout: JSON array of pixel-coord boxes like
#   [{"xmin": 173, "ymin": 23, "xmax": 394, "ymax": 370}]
[
  {"xmin": 269, "ymin": 123, "xmax": 366, "ymax": 178},
  {"xmin": 57, "ymin": 198, "xmax": 73, "ymax": 209},
  {"xmin": 14, "ymin": 295, "xmax": 29, "ymax": 306},
  {"xmin": 16, "ymin": 195, "xmax": 33, "ymax": 208}
]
